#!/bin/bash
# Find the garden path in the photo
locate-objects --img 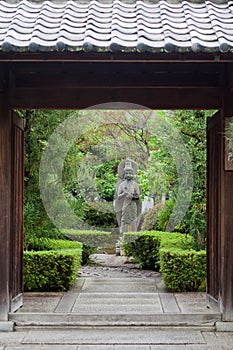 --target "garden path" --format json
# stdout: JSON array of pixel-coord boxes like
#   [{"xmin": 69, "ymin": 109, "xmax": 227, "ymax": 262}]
[{"xmin": 9, "ymin": 254, "xmax": 220, "ymax": 330}]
